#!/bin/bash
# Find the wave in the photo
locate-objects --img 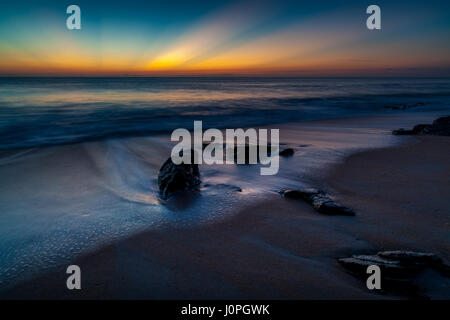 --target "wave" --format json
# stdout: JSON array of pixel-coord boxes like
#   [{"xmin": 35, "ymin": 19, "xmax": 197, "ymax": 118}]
[{"xmin": 1, "ymin": 77, "xmax": 450, "ymax": 149}]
